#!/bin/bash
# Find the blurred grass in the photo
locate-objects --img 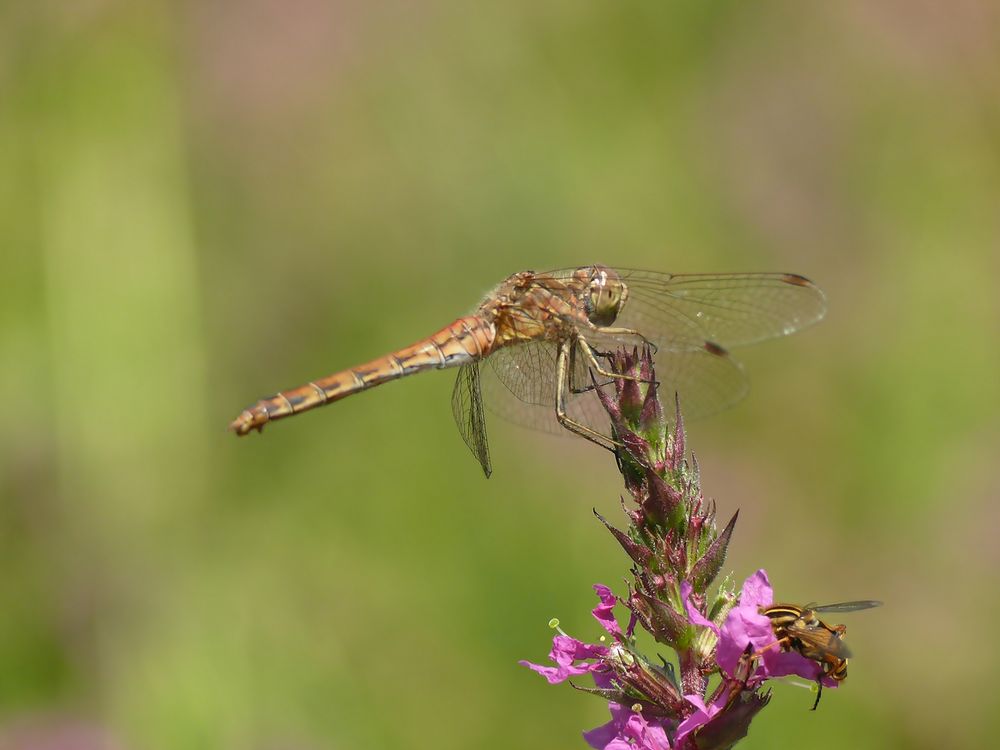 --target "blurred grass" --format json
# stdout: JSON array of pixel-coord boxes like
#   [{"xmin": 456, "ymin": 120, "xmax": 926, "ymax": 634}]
[{"xmin": 2, "ymin": 1, "xmax": 999, "ymax": 748}]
